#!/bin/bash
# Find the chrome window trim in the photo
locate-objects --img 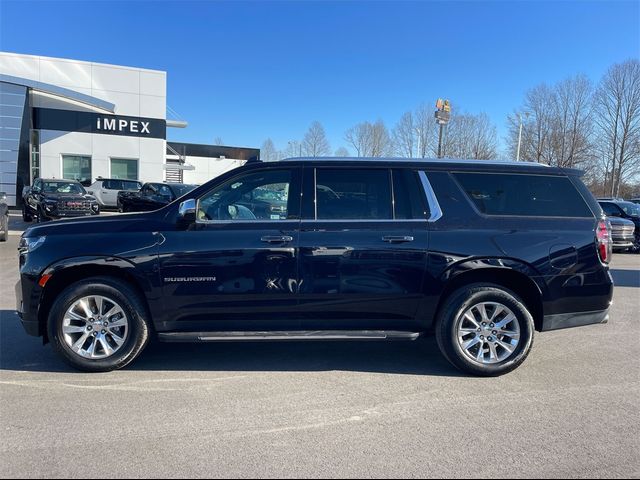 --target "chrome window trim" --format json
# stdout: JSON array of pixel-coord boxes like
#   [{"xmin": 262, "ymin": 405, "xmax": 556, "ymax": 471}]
[{"xmin": 419, "ymin": 171, "xmax": 443, "ymax": 222}]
